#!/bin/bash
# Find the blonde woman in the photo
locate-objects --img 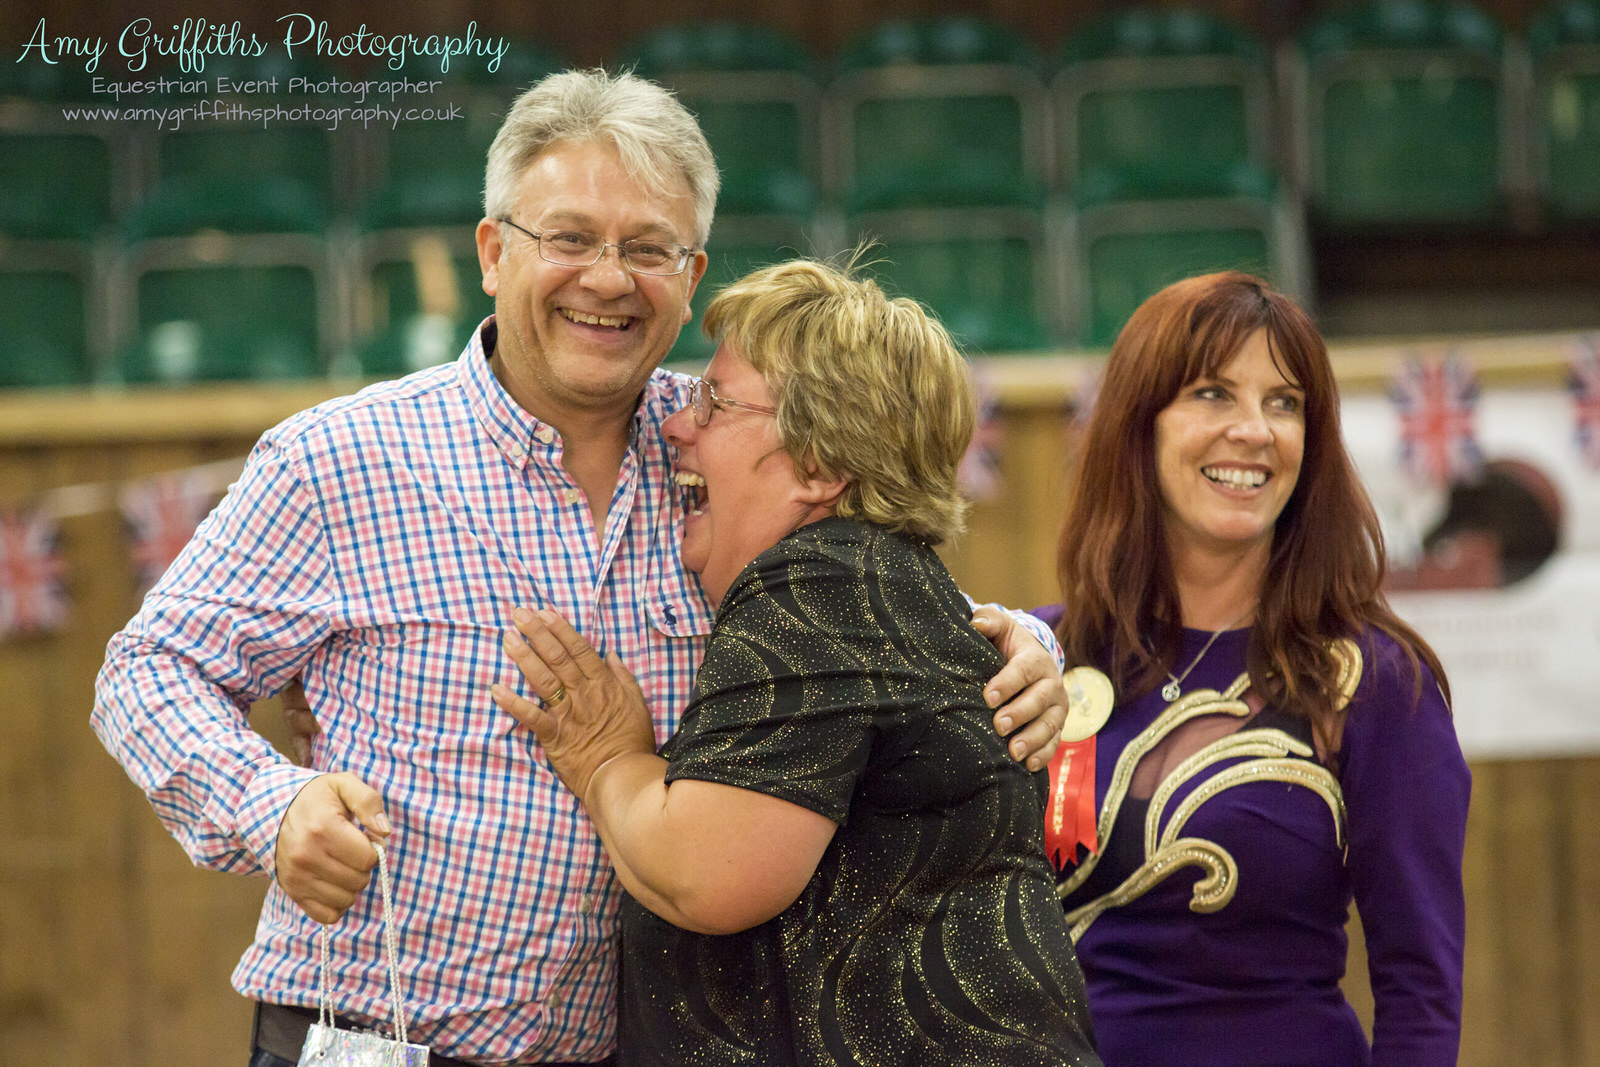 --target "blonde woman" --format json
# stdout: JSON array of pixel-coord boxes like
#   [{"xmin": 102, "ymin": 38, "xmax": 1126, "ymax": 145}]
[{"xmin": 494, "ymin": 258, "xmax": 1101, "ymax": 1067}]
